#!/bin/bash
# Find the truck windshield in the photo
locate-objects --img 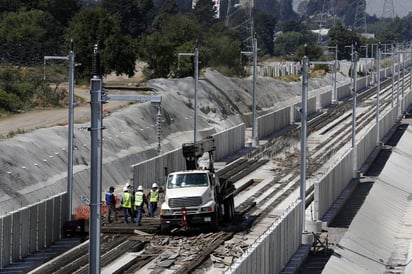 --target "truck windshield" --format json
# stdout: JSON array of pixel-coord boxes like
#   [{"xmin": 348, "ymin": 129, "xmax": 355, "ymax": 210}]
[{"xmin": 167, "ymin": 173, "xmax": 209, "ymax": 189}]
